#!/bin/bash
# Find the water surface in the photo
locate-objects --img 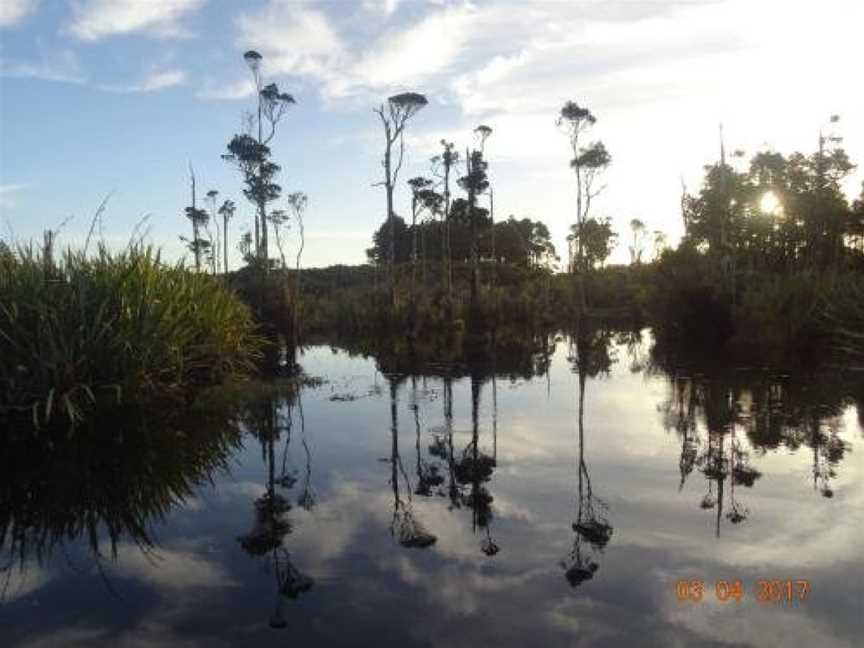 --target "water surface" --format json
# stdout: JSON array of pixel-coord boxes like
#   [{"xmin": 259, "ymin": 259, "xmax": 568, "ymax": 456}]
[{"xmin": 2, "ymin": 334, "xmax": 862, "ymax": 647}]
